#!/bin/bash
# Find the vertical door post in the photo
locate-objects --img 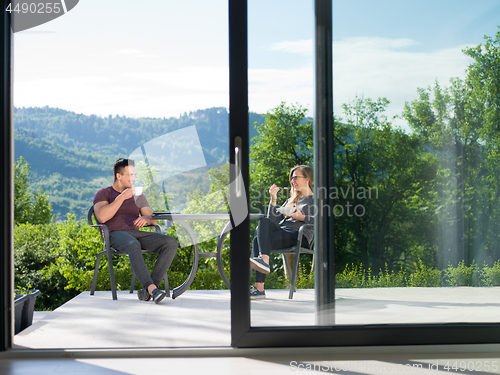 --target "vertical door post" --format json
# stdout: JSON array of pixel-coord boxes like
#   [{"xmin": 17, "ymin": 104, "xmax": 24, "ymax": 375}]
[{"xmin": 314, "ymin": 0, "xmax": 335, "ymax": 326}]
